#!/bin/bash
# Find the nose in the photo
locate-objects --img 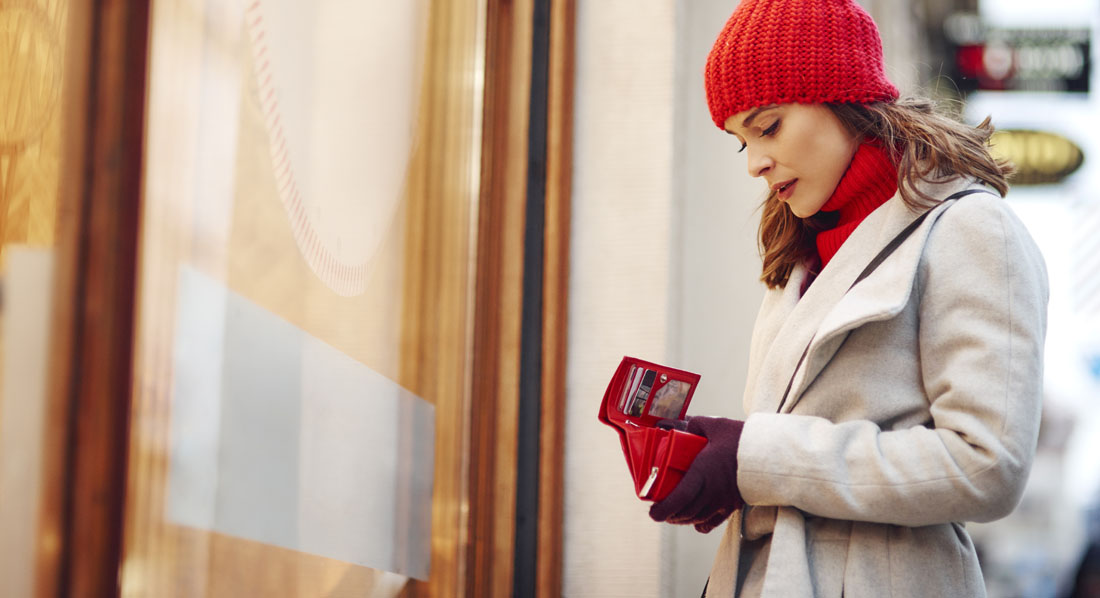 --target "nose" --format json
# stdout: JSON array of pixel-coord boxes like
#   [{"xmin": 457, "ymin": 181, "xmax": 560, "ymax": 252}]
[{"xmin": 746, "ymin": 145, "xmax": 773, "ymax": 178}]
